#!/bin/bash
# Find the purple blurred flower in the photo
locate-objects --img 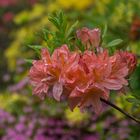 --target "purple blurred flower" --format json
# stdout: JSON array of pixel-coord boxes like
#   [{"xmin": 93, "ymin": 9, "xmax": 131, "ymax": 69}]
[
  {"xmin": 3, "ymin": 74, "xmax": 10, "ymax": 82},
  {"xmin": 8, "ymin": 77, "xmax": 29, "ymax": 92},
  {"xmin": 82, "ymin": 134, "xmax": 99, "ymax": 140},
  {"xmin": 15, "ymin": 123, "xmax": 26, "ymax": 133},
  {"xmin": 34, "ymin": 135, "xmax": 47, "ymax": 140}
]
